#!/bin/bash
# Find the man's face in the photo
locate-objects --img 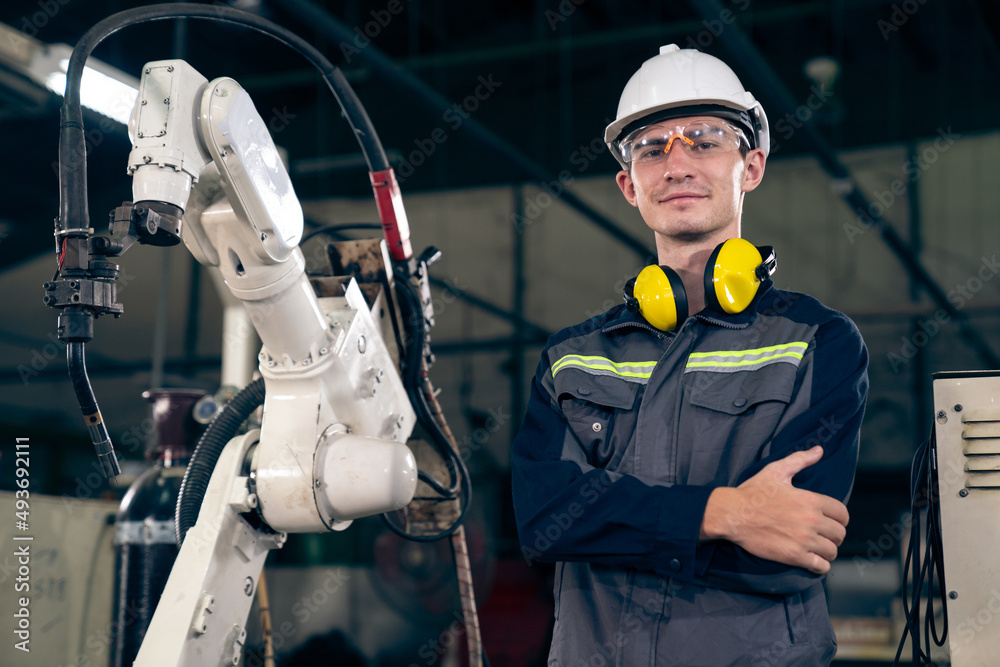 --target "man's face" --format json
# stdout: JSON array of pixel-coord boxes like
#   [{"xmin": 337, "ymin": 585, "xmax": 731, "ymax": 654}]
[{"xmin": 615, "ymin": 115, "xmax": 765, "ymax": 244}]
